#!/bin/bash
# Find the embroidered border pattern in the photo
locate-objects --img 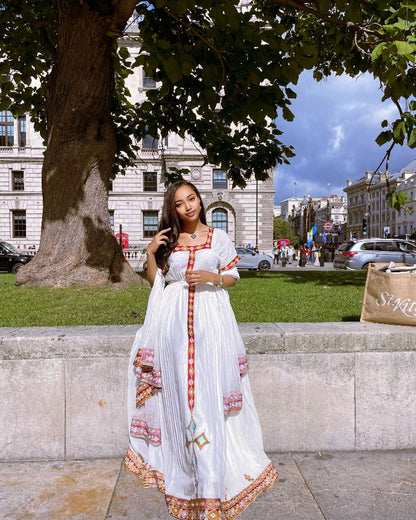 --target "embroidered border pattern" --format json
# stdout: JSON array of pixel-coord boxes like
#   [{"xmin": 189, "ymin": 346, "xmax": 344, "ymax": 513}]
[
  {"xmin": 238, "ymin": 355, "xmax": 248, "ymax": 375},
  {"xmin": 187, "ymin": 249, "xmax": 197, "ymax": 410},
  {"xmin": 166, "ymin": 496, "xmax": 221, "ymax": 520},
  {"xmin": 222, "ymin": 462, "xmax": 278, "ymax": 518},
  {"xmin": 172, "ymin": 227, "xmax": 214, "ymax": 411},
  {"xmin": 223, "ymin": 392, "xmax": 243, "ymax": 415},
  {"xmin": 136, "ymin": 382, "xmax": 156, "ymax": 407},
  {"xmin": 124, "ymin": 447, "xmax": 165, "ymax": 492},
  {"xmin": 135, "ymin": 366, "xmax": 162, "ymax": 388},
  {"xmin": 124, "ymin": 448, "xmax": 278, "ymax": 520},
  {"xmin": 130, "ymin": 417, "xmax": 162, "ymax": 446},
  {"xmin": 220, "ymin": 255, "xmax": 241, "ymax": 273},
  {"xmin": 133, "ymin": 347, "xmax": 154, "ymax": 368}
]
